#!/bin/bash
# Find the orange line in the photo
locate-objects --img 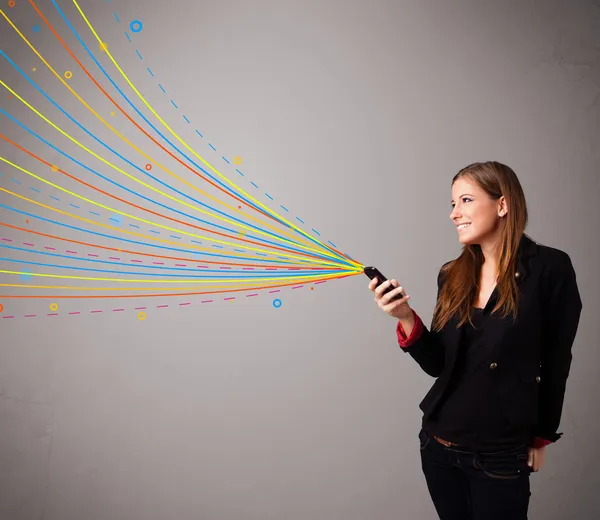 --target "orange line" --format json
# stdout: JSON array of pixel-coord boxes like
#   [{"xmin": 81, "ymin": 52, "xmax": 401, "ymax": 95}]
[
  {"xmin": 0, "ymin": 274, "xmax": 358, "ymax": 299},
  {"xmin": 29, "ymin": 0, "xmax": 354, "ymax": 266},
  {"xmin": 0, "ymin": 133, "xmax": 337, "ymax": 264},
  {"xmin": 0, "ymin": 221, "xmax": 340, "ymax": 271}
]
